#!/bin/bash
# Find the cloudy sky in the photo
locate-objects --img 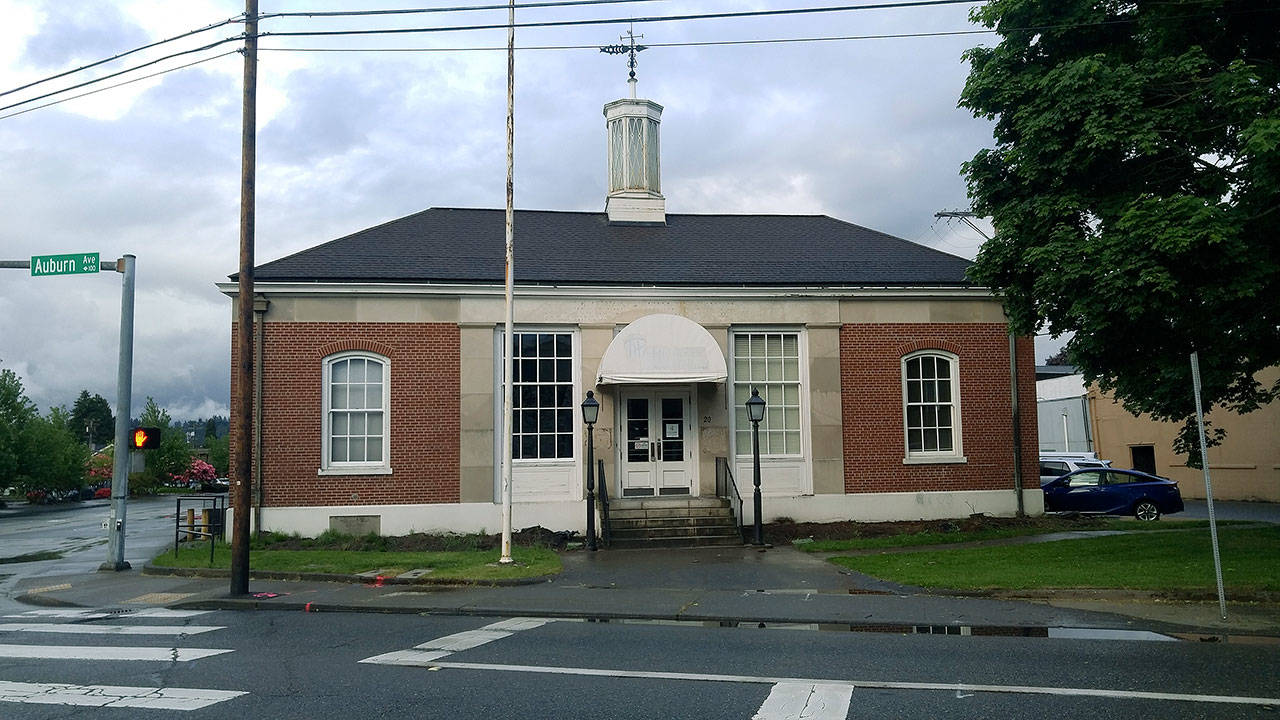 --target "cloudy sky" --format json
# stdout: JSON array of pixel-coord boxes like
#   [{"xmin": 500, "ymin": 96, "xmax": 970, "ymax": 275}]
[{"xmin": 0, "ymin": 0, "xmax": 1053, "ymax": 422}]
